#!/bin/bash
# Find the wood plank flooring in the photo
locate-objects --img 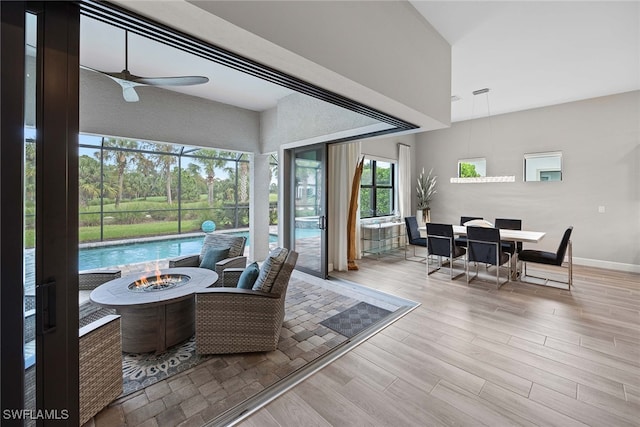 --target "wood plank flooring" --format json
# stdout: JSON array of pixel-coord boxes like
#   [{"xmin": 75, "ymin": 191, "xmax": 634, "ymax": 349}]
[{"xmin": 239, "ymin": 257, "xmax": 640, "ymax": 426}]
